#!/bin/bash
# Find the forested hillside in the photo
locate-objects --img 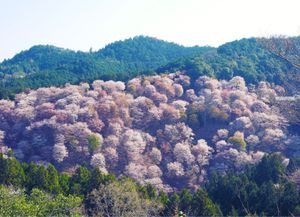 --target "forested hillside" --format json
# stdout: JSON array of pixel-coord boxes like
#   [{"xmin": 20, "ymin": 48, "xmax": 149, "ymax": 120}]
[
  {"xmin": 1, "ymin": 71, "xmax": 300, "ymax": 192},
  {"xmin": 158, "ymin": 37, "xmax": 300, "ymax": 90},
  {"xmin": 3, "ymin": 0, "xmax": 300, "ymax": 213},
  {"xmin": 1, "ymin": 36, "xmax": 299, "ymax": 99},
  {"xmin": 97, "ymin": 36, "xmax": 212, "ymax": 70},
  {"xmin": 2, "ymin": 150, "xmax": 300, "ymax": 216},
  {"xmin": 0, "ymin": 36, "xmax": 213, "ymax": 99},
  {"xmin": 1, "ymin": 35, "xmax": 300, "ymax": 216},
  {"xmin": 0, "ymin": 37, "xmax": 300, "ymax": 216}
]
